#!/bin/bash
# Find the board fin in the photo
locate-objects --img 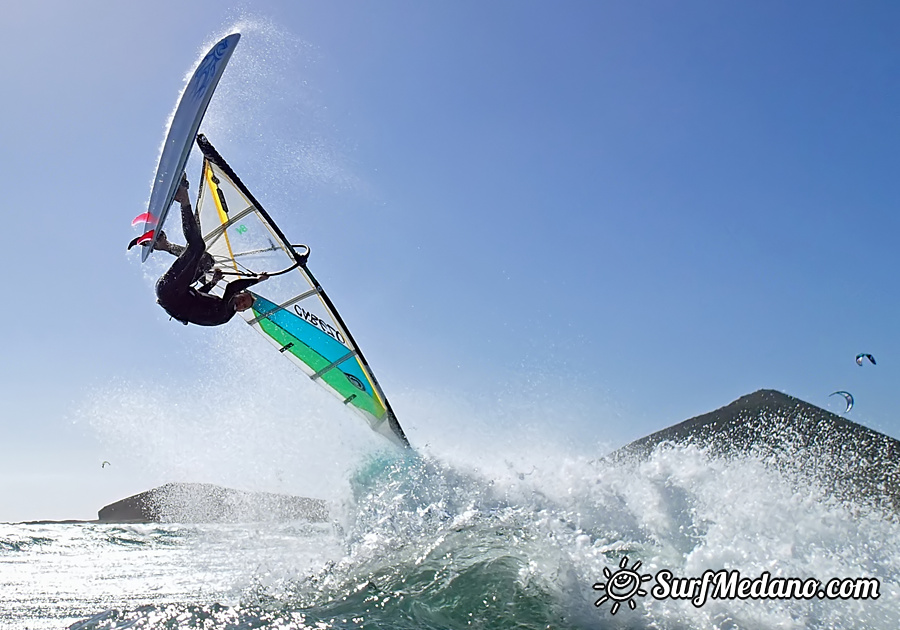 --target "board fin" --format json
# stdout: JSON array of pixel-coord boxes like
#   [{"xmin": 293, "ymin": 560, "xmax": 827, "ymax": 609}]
[{"xmin": 127, "ymin": 229, "xmax": 155, "ymax": 251}]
